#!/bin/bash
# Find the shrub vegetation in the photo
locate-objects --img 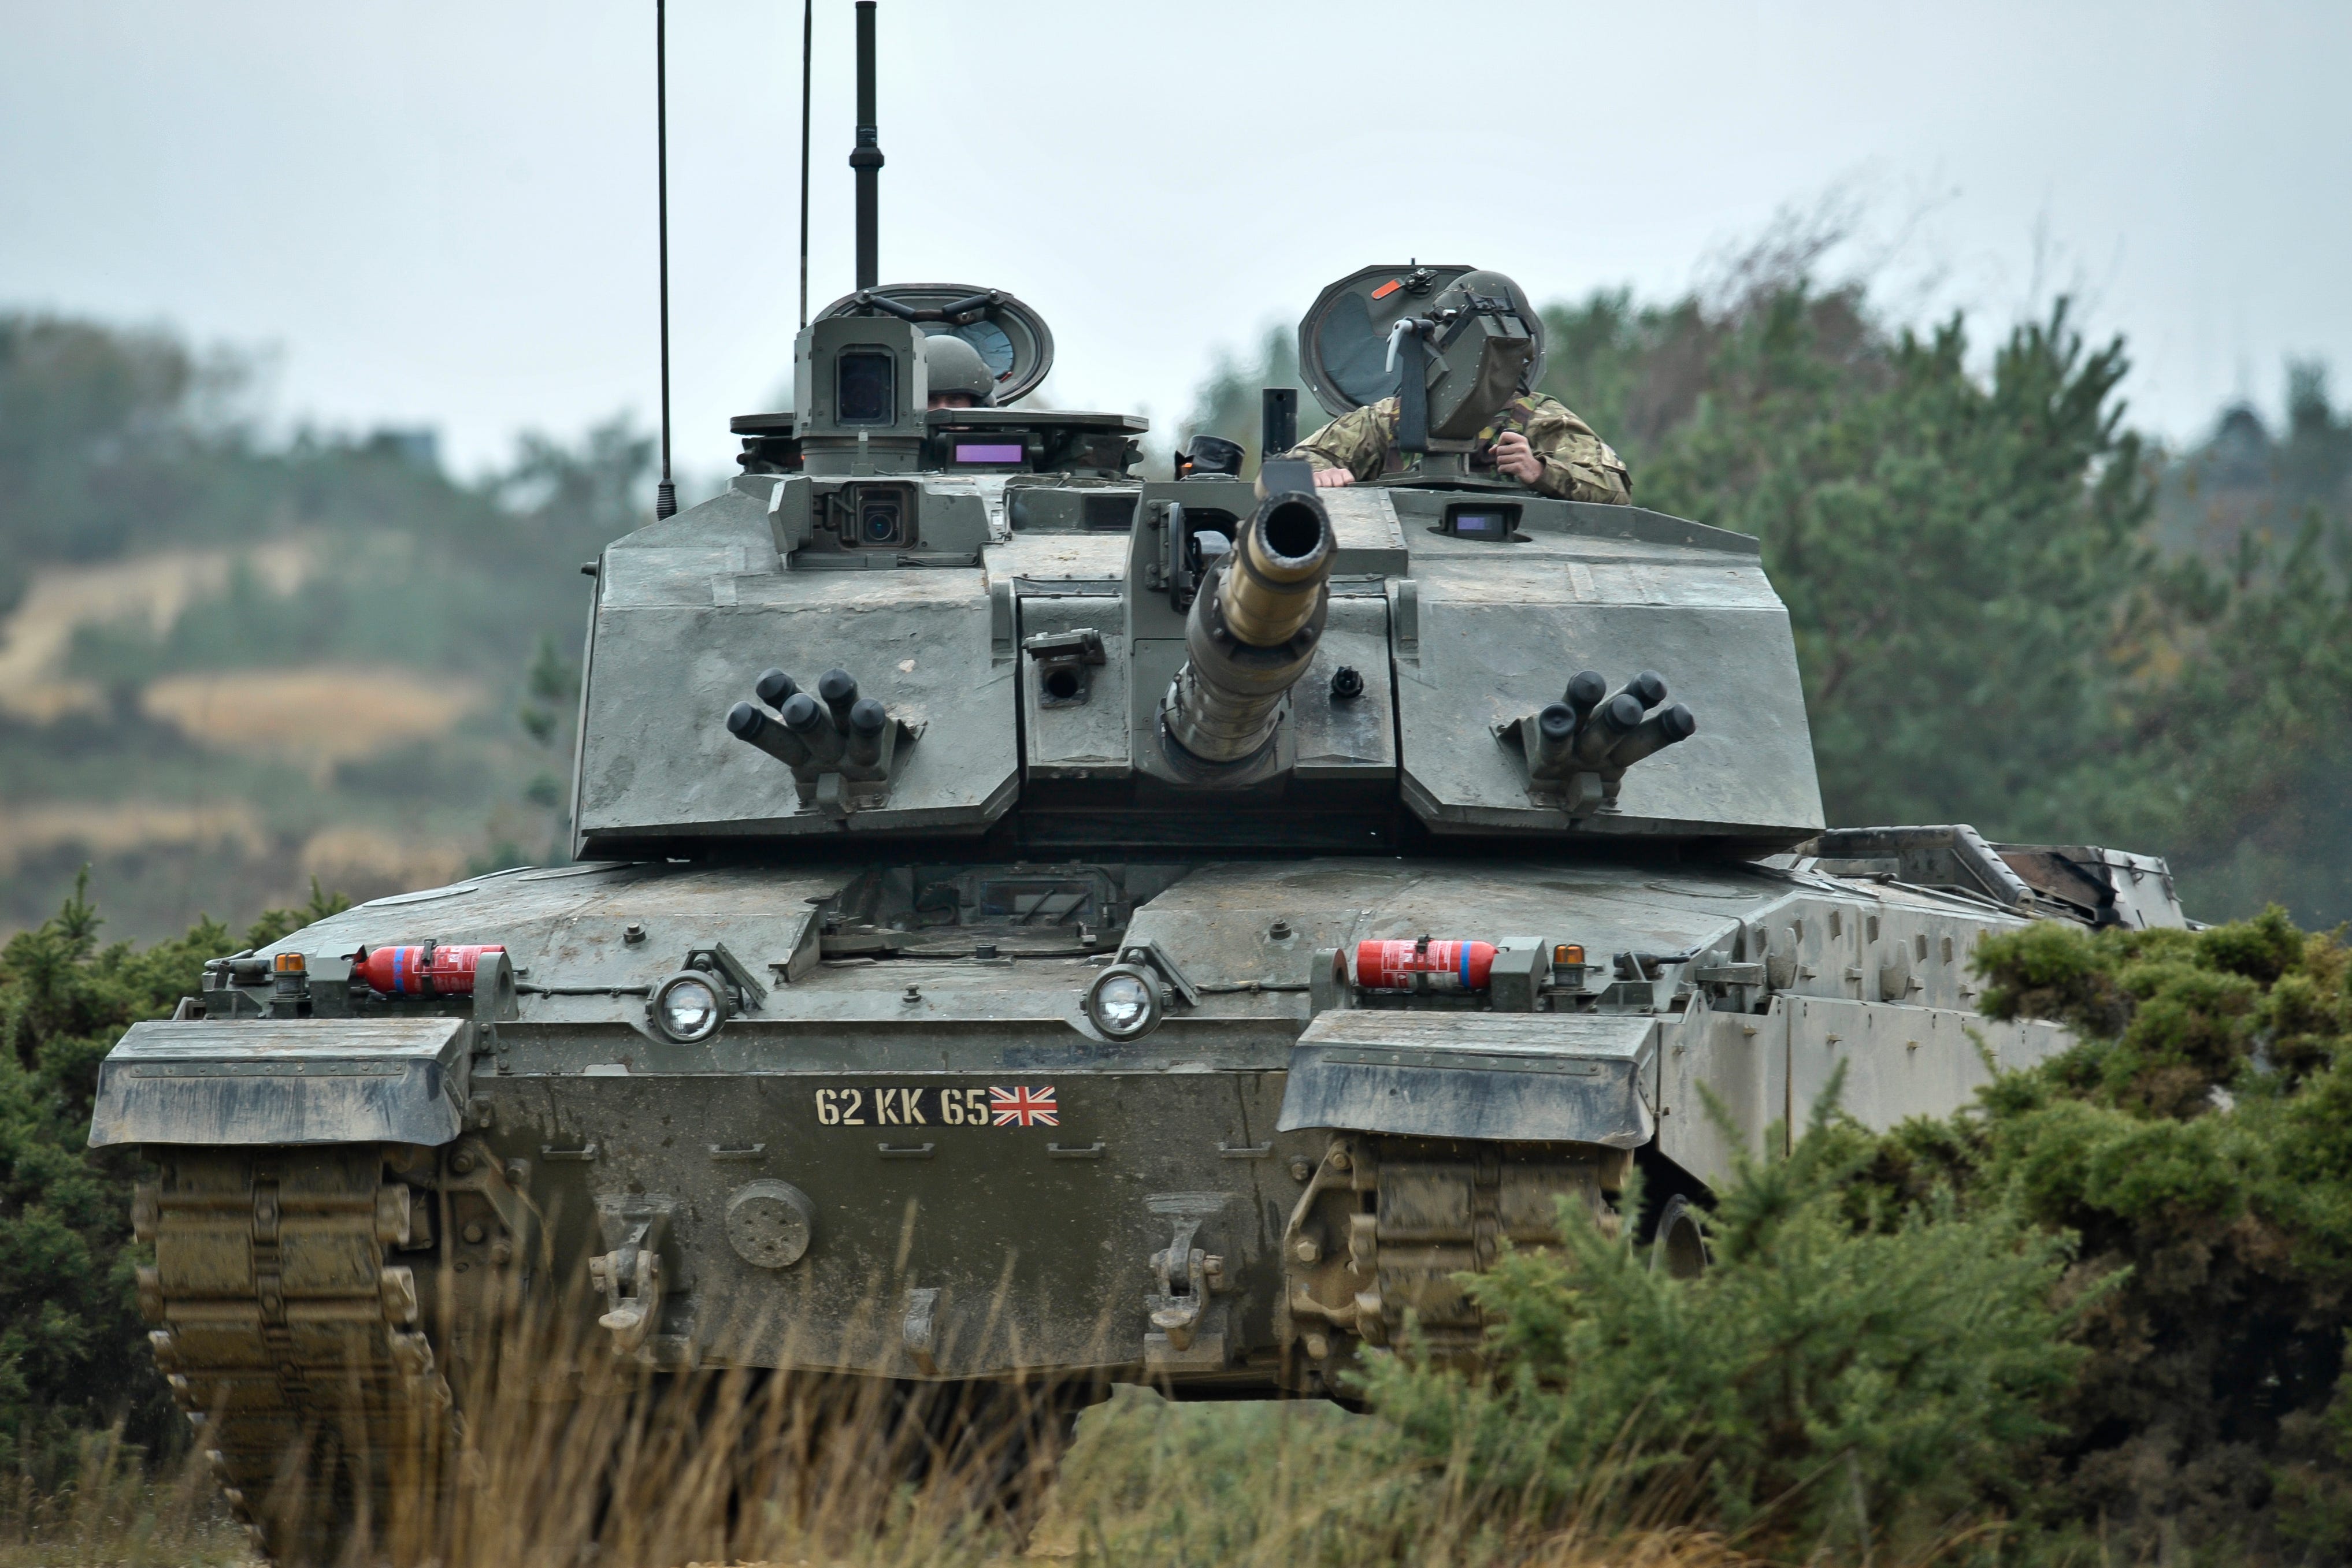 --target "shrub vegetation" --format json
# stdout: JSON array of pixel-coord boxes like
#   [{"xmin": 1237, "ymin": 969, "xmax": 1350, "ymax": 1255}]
[
  {"xmin": 1345, "ymin": 908, "xmax": 2352, "ymax": 1564},
  {"xmin": 0, "ymin": 874, "xmax": 342, "ymax": 1480}
]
